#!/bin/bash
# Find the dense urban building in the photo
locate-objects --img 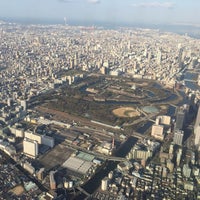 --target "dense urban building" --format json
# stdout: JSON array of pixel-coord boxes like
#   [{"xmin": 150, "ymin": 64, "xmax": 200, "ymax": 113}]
[{"xmin": 0, "ymin": 21, "xmax": 200, "ymax": 200}]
